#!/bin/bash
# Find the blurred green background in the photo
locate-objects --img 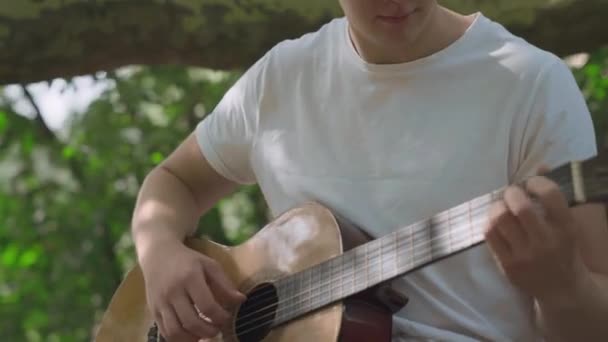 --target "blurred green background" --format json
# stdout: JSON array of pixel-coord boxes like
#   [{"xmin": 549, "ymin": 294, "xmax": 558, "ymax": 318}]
[{"xmin": 0, "ymin": 1, "xmax": 607, "ymax": 341}]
